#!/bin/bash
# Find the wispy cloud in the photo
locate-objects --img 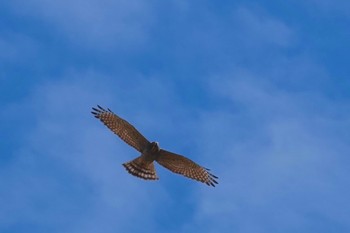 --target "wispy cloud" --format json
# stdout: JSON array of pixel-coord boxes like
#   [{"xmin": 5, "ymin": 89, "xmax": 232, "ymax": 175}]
[
  {"xmin": 0, "ymin": 72, "xmax": 179, "ymax": 232},
  {"xmin": 302, "ymin": 0, "xmax": 350, "ymax": 16},
  {"xmin": 186, "ymin": 61, "xmax": 350, "ymax": 233},
  {"xmin": 0, "ymin": 33, "xmax": 38, "ymax": 64},
  {"xmin": 5, "ymin": 0, "xmax": 155, "ymax": 50},
  {"xmin": 232, "ymin": 7, "xmax": 295, "ymax": 48}
]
